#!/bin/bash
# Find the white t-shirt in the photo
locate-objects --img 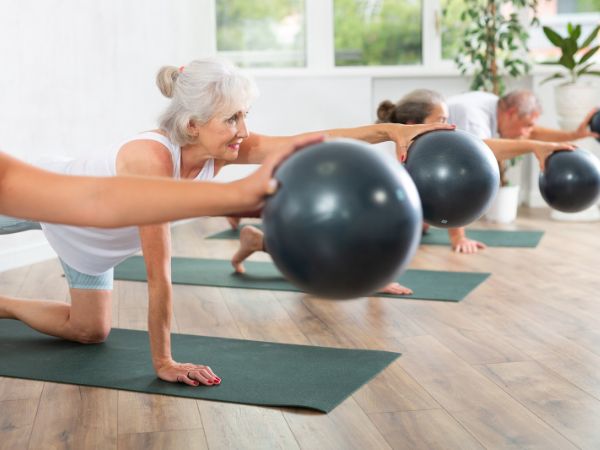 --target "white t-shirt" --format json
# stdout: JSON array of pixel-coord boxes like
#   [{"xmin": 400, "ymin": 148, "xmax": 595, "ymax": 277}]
[
  {"xmin": 36, "ymin": 132, "xmax": 215, "ymax": 275},
  {"xmin": 447, "ymin": 91, "xmax": 499, "ymax": 139}
]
